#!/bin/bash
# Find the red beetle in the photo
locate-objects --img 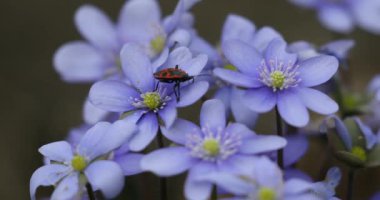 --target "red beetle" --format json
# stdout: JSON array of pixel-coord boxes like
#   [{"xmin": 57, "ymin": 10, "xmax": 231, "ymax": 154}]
[{"xmin": 154, "ymin": 65, "xmax": 194, "ymax": 102}]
